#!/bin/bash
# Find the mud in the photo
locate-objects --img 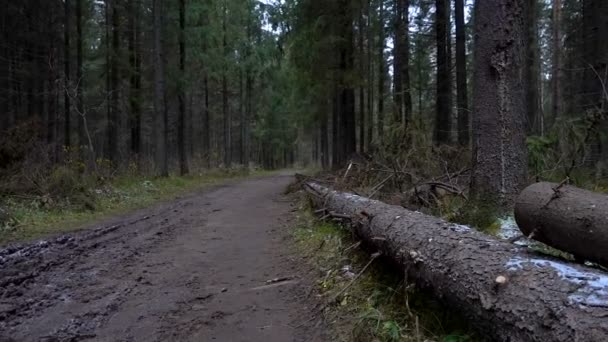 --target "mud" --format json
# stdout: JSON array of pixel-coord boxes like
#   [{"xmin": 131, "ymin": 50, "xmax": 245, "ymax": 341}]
[{"xmin": 0, "ymin": 175, "xmax": 325, "ymax": 342}]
